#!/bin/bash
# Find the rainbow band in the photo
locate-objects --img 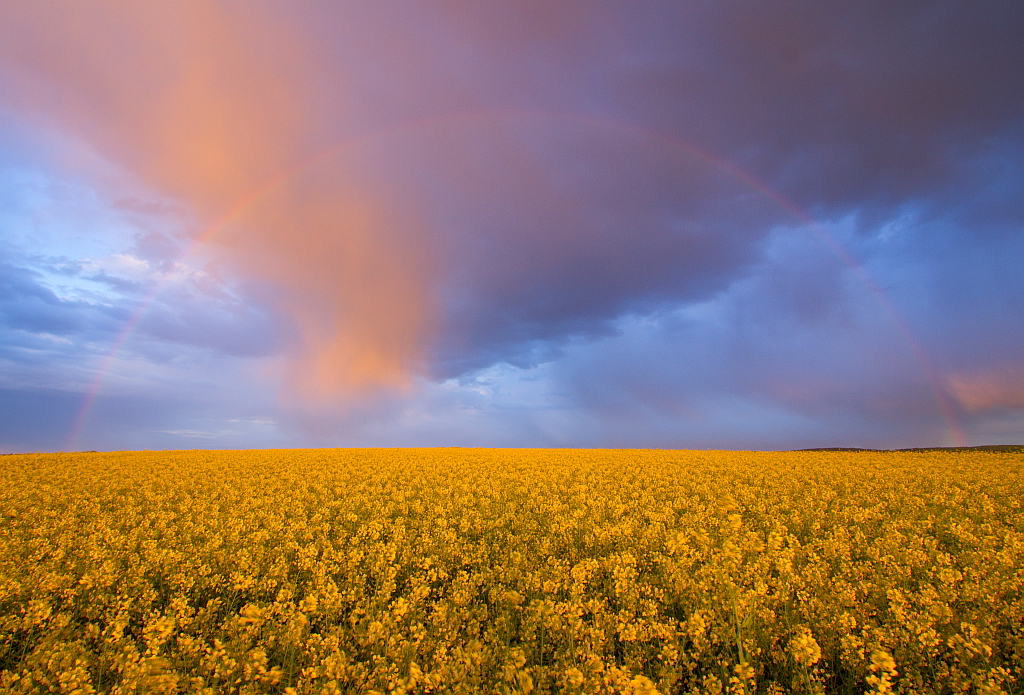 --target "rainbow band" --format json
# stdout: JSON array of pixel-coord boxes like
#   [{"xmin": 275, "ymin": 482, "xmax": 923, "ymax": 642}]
[{"xmin": 66, "ymin": 110, "xmax": 966, "ymax": 450}]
